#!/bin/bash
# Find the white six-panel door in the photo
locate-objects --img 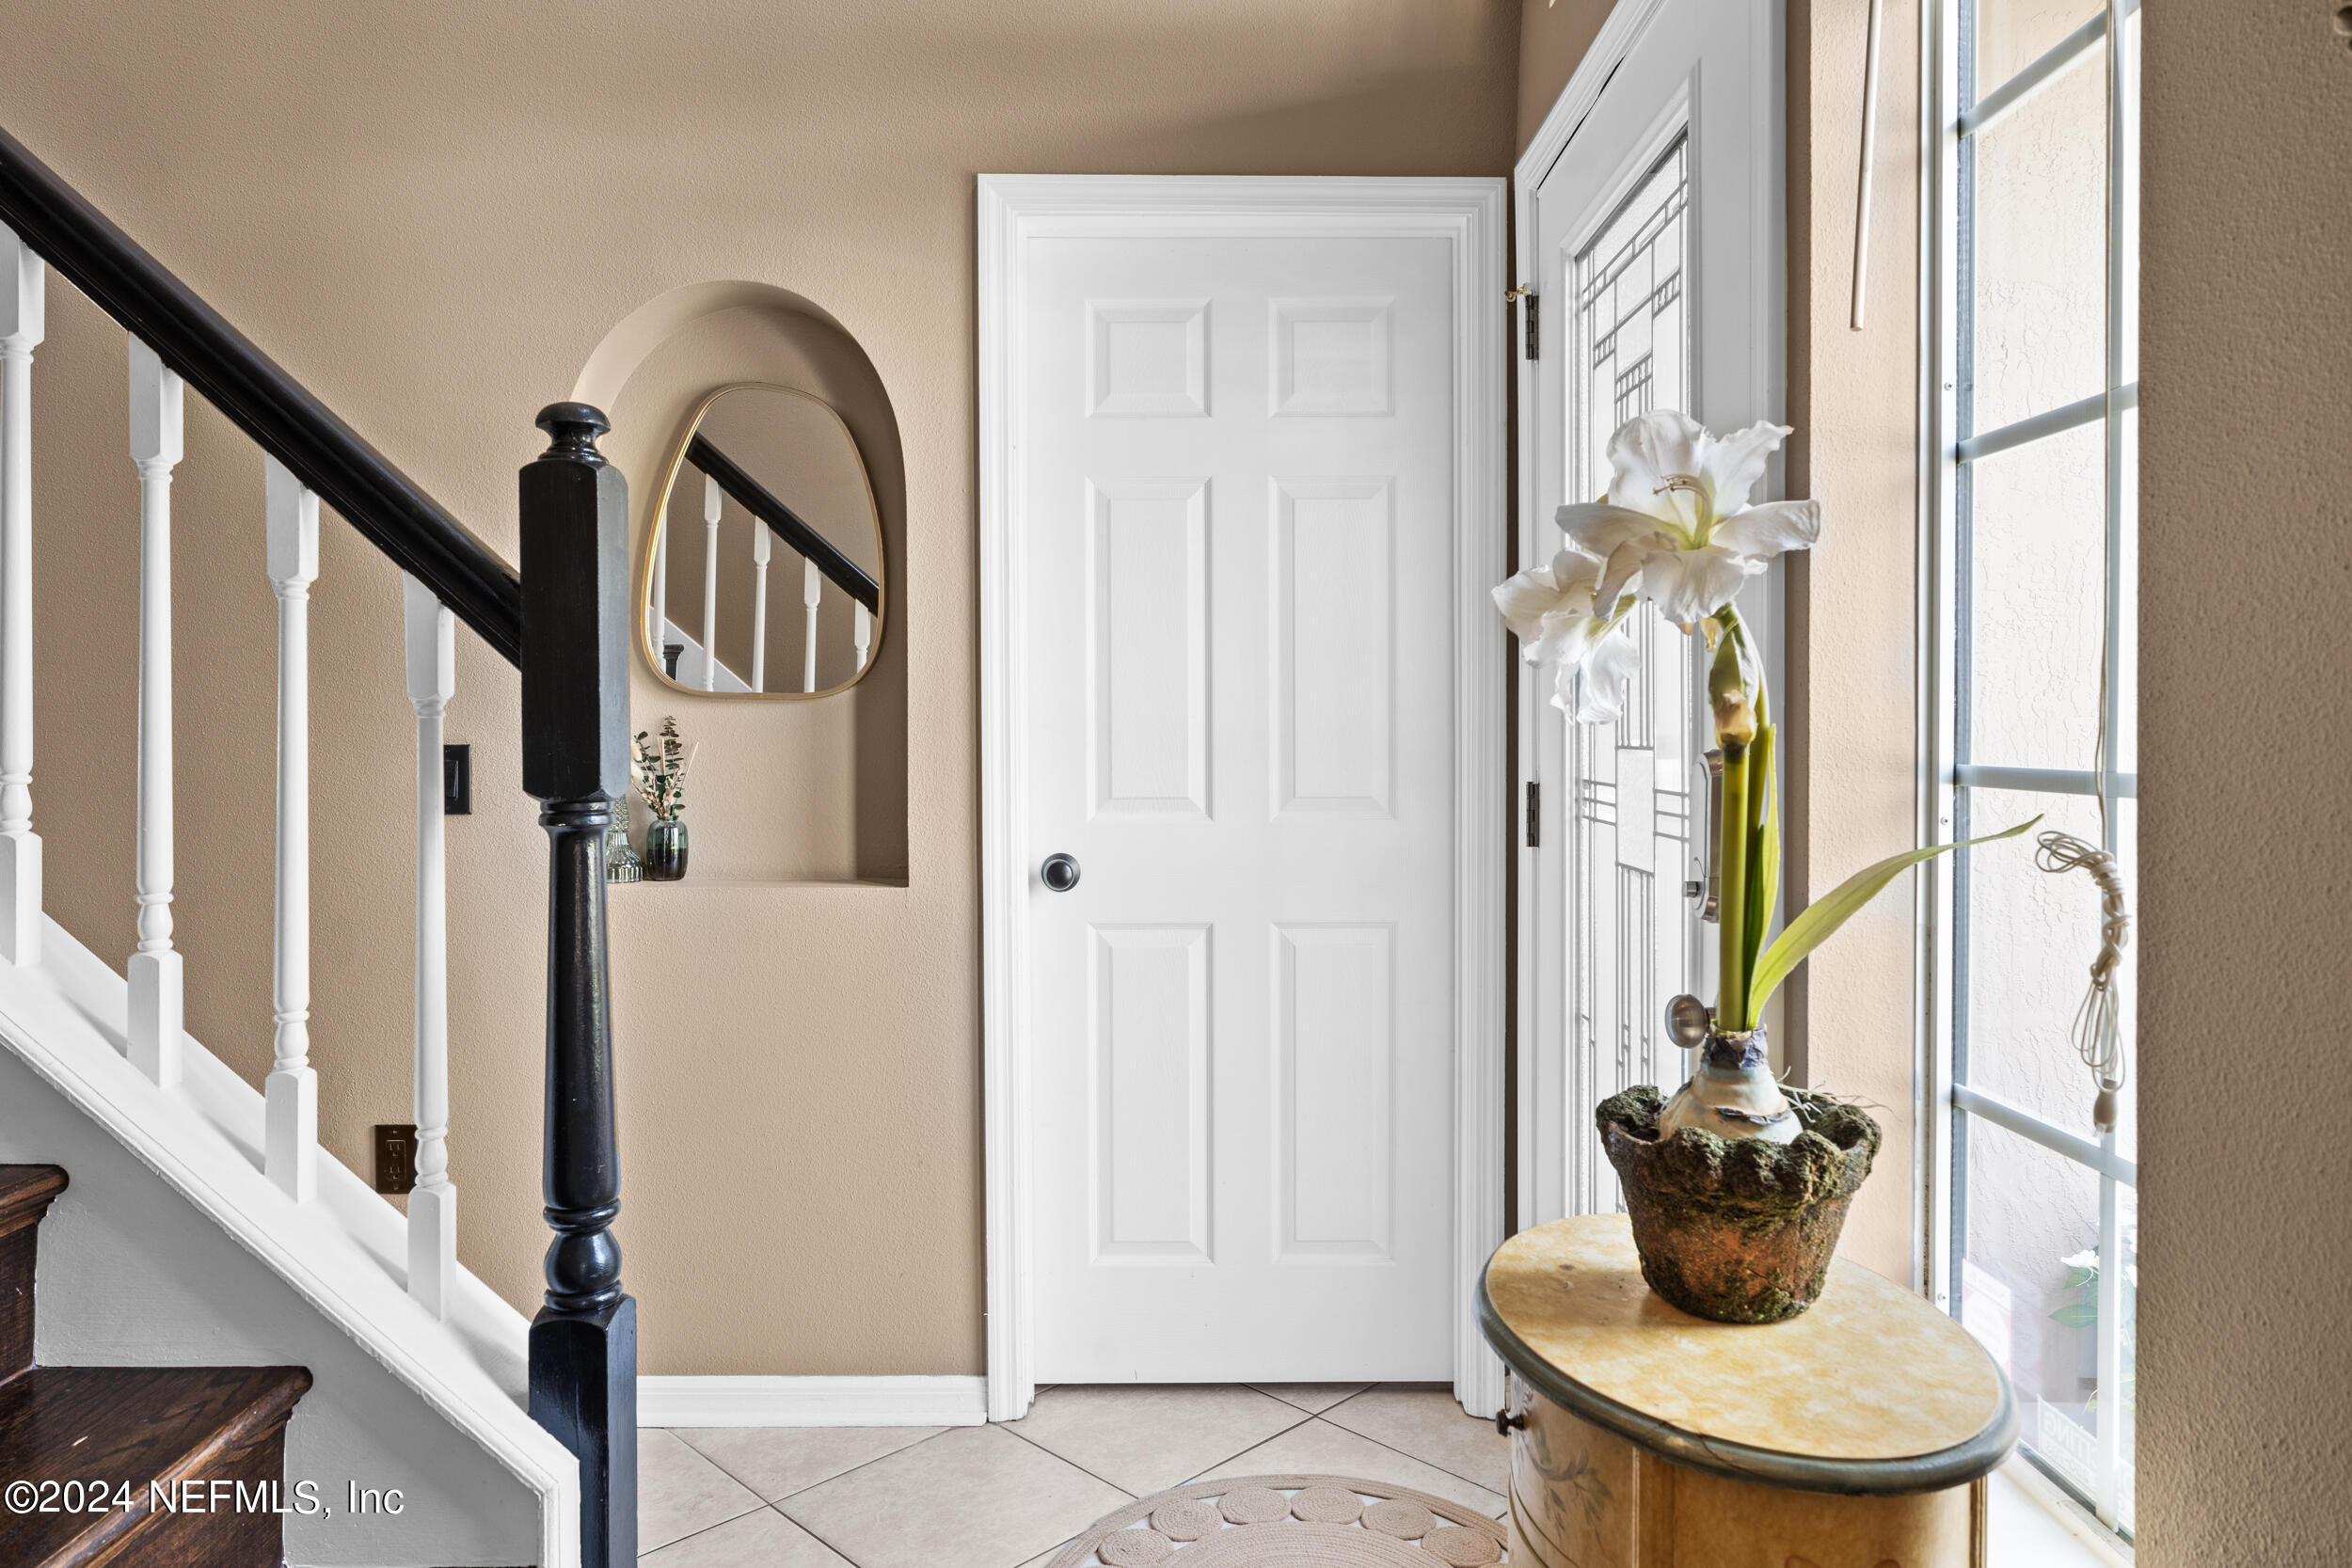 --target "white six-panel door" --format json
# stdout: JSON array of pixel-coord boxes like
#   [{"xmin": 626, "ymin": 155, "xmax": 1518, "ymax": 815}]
[{"xmin": 980, "ymin": 179, "xmax": 1504, "ymax": 1414}]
